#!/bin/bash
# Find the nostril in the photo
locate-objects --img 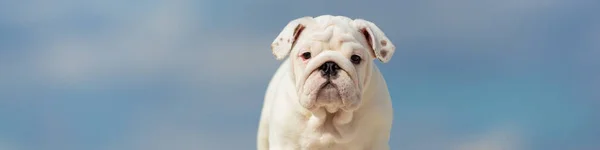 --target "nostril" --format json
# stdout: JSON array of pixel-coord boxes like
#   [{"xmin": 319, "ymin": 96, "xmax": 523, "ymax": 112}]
[
  {"xmin": 320, "ymin": 61, "xmax": 339, "ymax": 77},
  {"xmin": 332, "ymin": 63, "xmax": 340, "ymax": 70},
  {"xmin": 320, "ymin": 63, "xmax": 327, "ymax": 70}
]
